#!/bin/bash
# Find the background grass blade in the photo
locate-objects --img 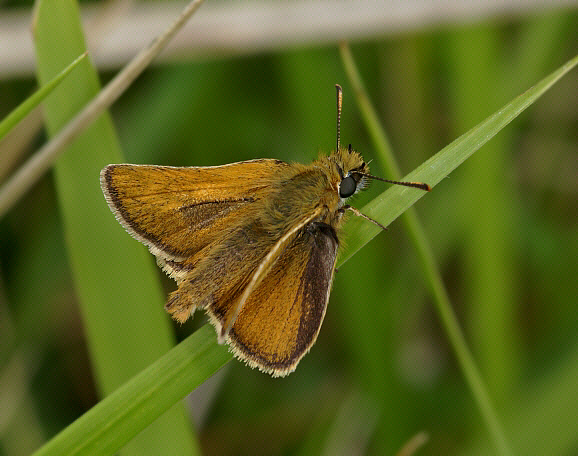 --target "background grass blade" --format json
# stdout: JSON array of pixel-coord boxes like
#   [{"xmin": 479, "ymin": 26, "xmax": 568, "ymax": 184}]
[
  {"xmin": 0, "ymin": 52, "xmax": 86, "ymax": 142},
  {"xmin": 32, "ymin": 0, "xmax": 200, "ymax": 454}
]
